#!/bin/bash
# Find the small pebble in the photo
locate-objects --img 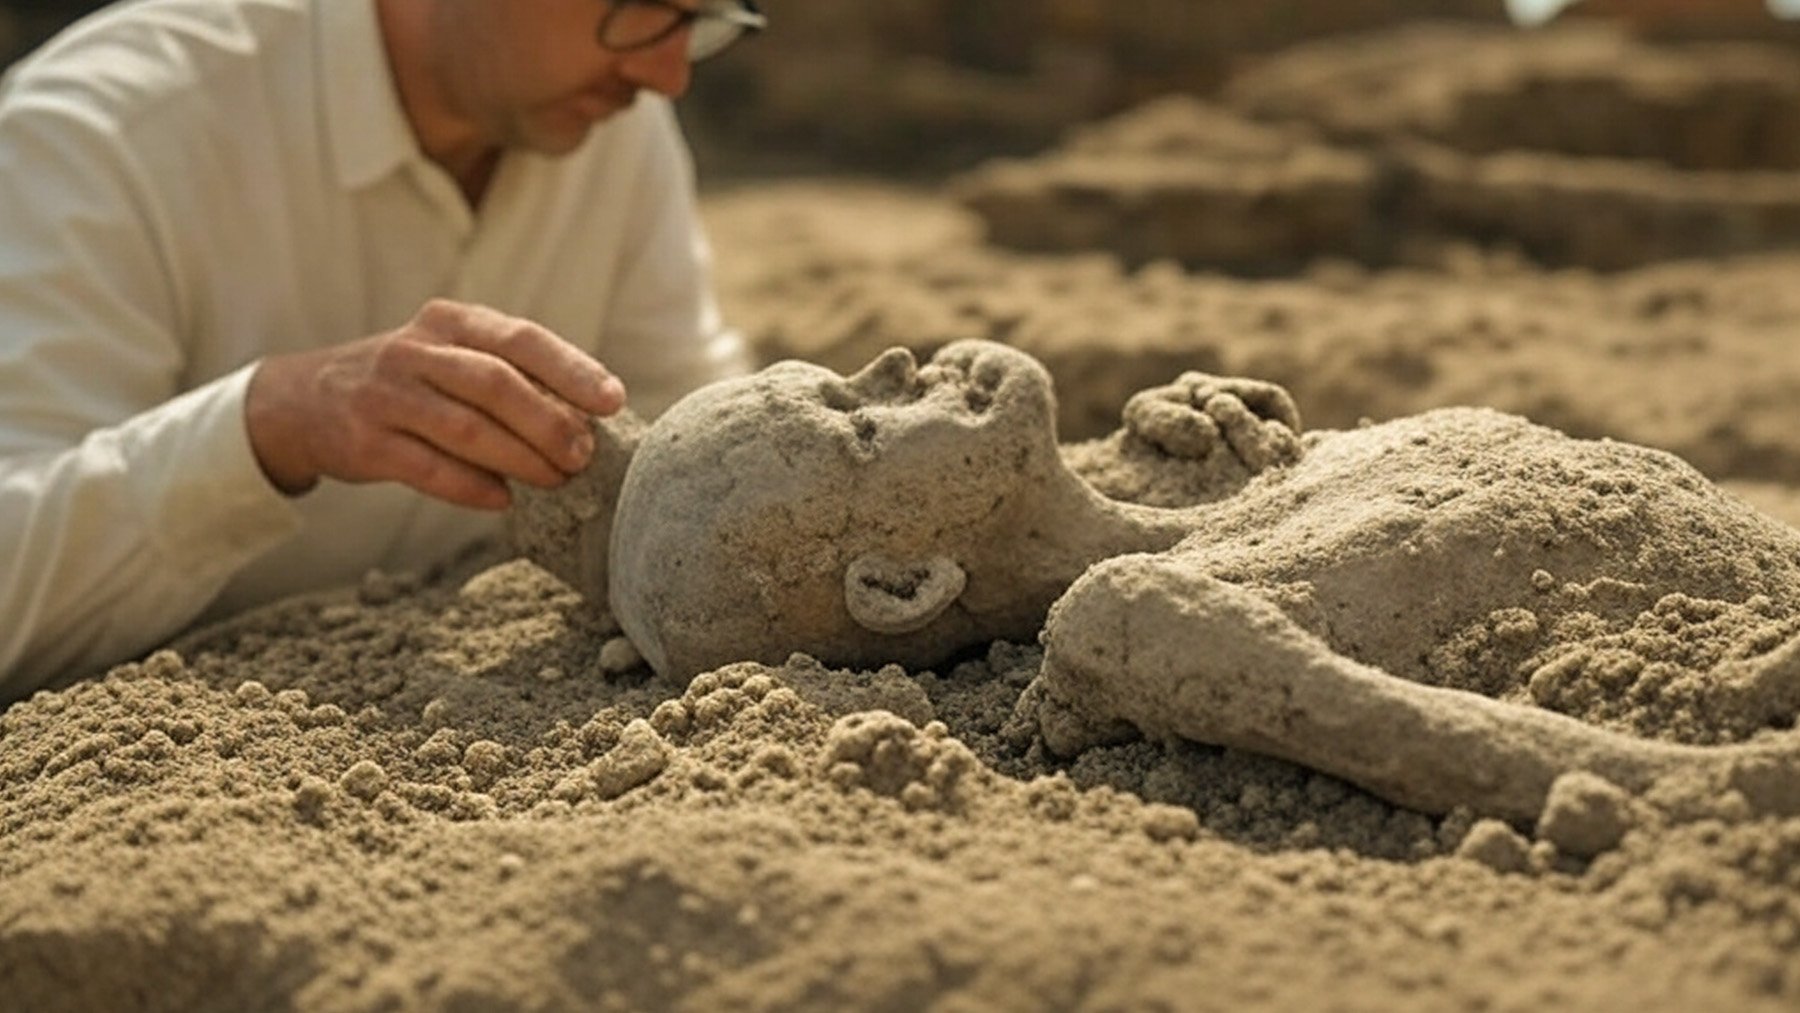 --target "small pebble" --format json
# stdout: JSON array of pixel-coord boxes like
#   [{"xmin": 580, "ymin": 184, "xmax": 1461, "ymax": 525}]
[
  {"xmin": 590, "ymin": 719, "xmax": 672, "ymax": 800},
  {"xmin": 1537, "ymin": 771, "xmax": 1635, "ymax": 859},
  {"xmin": 599, "ymin": 636, "xmax": 644, "ymax": 675},
  {"xmin": 1455, "ymin": 818, "xmax": 1531, "ymax": 874}
]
